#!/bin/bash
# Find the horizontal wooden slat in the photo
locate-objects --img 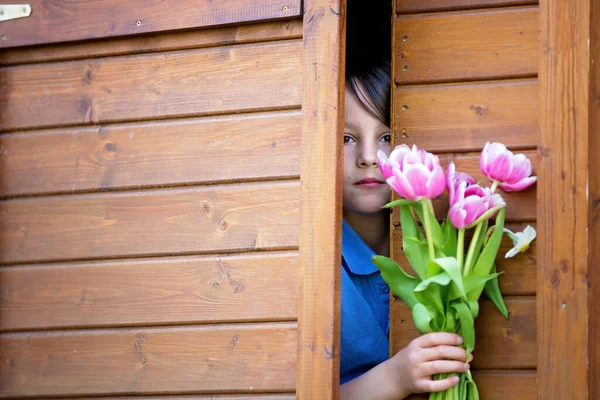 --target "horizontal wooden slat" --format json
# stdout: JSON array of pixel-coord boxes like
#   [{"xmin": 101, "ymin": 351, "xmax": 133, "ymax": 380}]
[
  {"xmin": 391, "ymin": 151, "xmax": 538, "ymax": 224},
  {"xmin": 0, "ymin": 40, "xmax": 302, "ymax": 132},
  {"xmin": 391, "ymin": 297, "xmax": 536, "ymax": 369},
  {"xmin": 395, "ymin": 6, "xmax": 538, "ymax": 84},
  {"xmin": 0, "ymin": 0, "xmax": 302, "ymax": 48},
  {"xmin": 69, "ymin": 396, "xmax": 296, "ymax": 400},
  {"xmin": 407, "ymin": 370, "xmax": 536, "ymax": 400},
  {"xmin": 0, "ymin": 19, "xmax": 303, "ymax": 66},
  {"xmin": 0, "ymin": 323, "xmax": 296, "ymax": 397},
  {"xmin": 394, "ymin": 79, "xmax": 538, "ymax": 153},
  {"xmin": 396, "ymin": 0, "xmax": 538, "ymax": 14},
  {"xmin": 0, "ymin": 111, "xmax": 301, "ymax": 198},
  {"xmin": 392, "ymin": 222, "xmax": 537, "ymax": 295},
  {"xmin": 0, "ymin": 181, "xmax": 300, "ymax": 265},
  {"xmin": 0, "ymin": 252, "xmax": 298, "ymax": 331}
]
